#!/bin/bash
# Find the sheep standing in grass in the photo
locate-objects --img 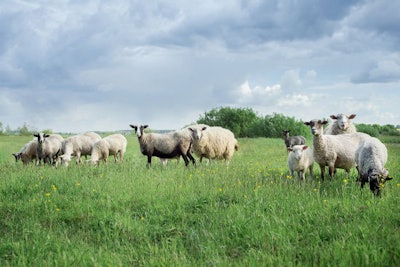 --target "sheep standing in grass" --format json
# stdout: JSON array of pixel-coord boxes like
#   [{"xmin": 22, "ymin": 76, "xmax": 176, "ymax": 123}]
[
  {"xmin": 304, "ymin": 119, "xmax": 370, "ymax": 180},
  {"xmin": 287, "ymin": 145, "xmax": 314, "ymax": 180},
  {"xmin": 58, "ymin": 132, "xmax": 101, "ymax": 166},
  {"xmin": 130, "ymin": 124, "xmax": 195, "ymax": 168},
  {"xmin": 324, "ymin": 113, "xmax": 357, "ymax": 135},
  {"xmin": 355, "ymin": 137, "xmax": 393, "ymax": 196},
  {"xmin": 89, "ymin": 134, "xmax": 127, "ymax": 165},
  {"xmin": 12, "ymin": 139, "xmax": 39, "ymax": 165},
  {"xmin": 187, "ymin": 125, "xmax": 238, "ymax": 164},
  {"xmin": 282, "ymin": 130, "xmax": 306, "ymax": 152},
  {"xmin": 33, "ymin": 133, "xmax": 64, "ymax": 165}
]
